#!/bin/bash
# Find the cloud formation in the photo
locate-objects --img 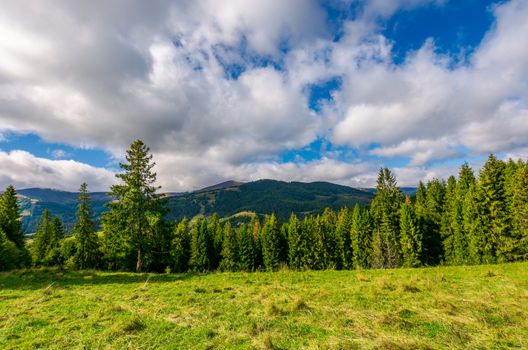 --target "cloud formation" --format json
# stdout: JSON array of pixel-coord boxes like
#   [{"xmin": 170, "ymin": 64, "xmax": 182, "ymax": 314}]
[{"xmin": 0, "ymin": 0, "xmax": 527, "ymax": 191}]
